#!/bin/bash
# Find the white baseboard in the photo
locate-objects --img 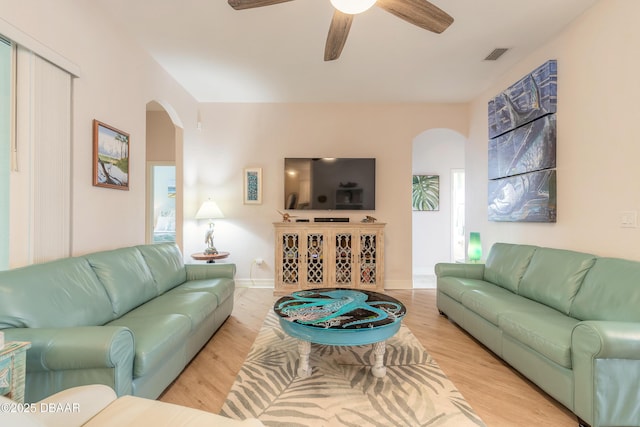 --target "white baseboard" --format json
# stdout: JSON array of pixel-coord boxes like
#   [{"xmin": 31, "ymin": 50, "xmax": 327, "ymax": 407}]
[
  {"xmin": 413, "ymin": 274, "xmax": 436, "ymax": 289},
  {"xmin": 234, "ymin": 278, "xmax": 428, "ymax": 290},
  {"xmin": 235, "ymin": 278, "xmax": 275, "ymax": 288},
  {"xmin": 383, "ymin": 279, "xmax": 414, "ymax": 290}
]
